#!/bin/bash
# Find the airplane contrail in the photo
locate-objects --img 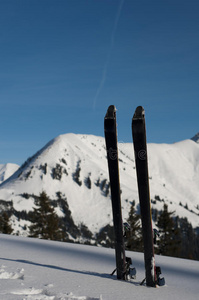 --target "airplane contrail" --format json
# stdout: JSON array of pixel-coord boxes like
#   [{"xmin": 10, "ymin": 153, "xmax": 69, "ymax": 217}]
[{"xmin": 93, "ymin": 0, "xmax": 125, "ymax": 110}]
